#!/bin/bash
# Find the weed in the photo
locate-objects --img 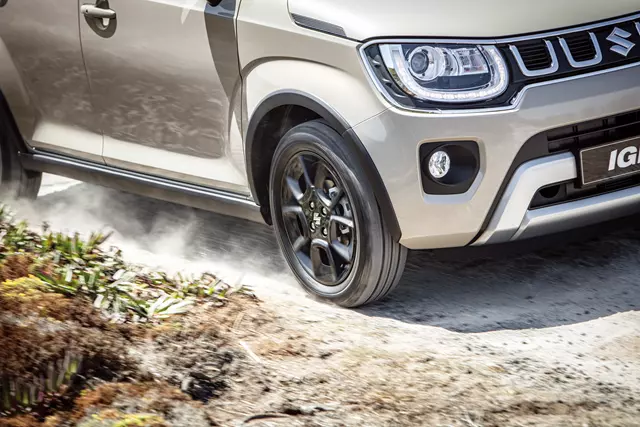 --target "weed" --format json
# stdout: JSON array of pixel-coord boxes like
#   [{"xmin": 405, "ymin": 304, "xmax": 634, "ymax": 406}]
[{"xmin": 0, "ymin": 206, "xmax": 251, "ymax": 323}]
